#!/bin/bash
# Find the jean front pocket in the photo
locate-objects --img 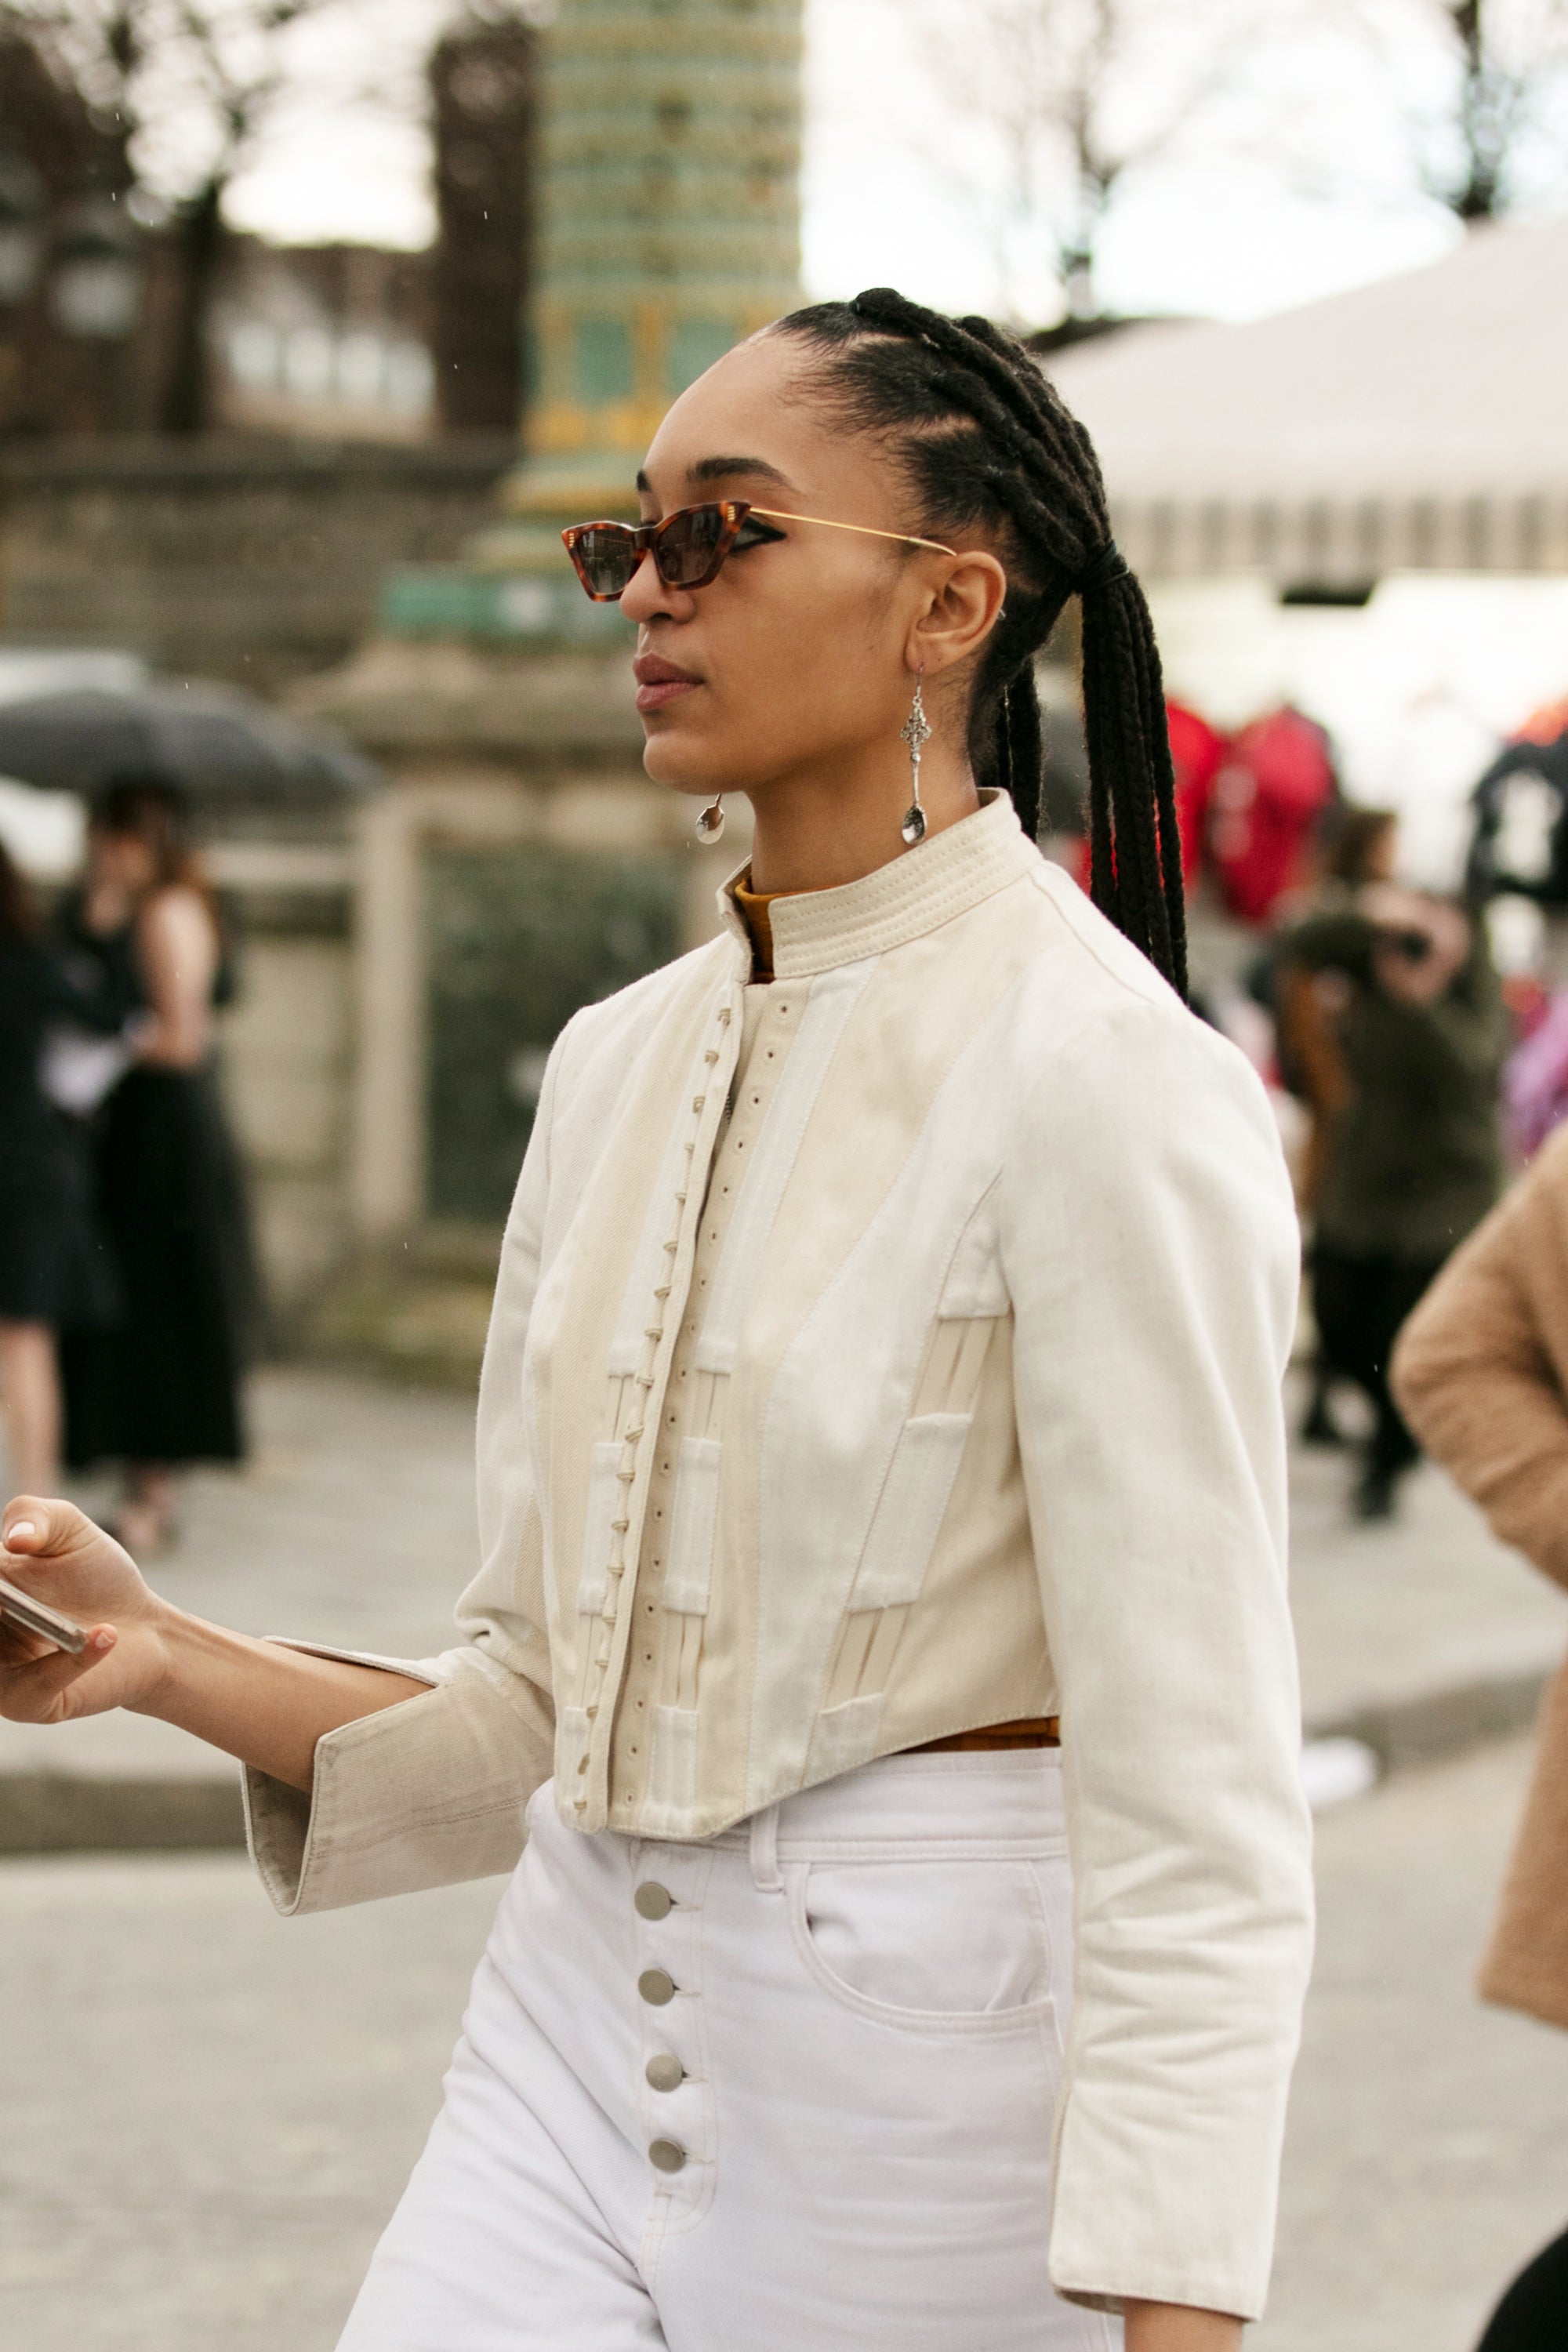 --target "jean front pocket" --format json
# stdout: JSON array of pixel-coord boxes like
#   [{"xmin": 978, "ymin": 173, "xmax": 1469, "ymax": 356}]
[{"xmin": 786, "ymin": 1853, "xmax": 1059, "ymax": 2037}]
